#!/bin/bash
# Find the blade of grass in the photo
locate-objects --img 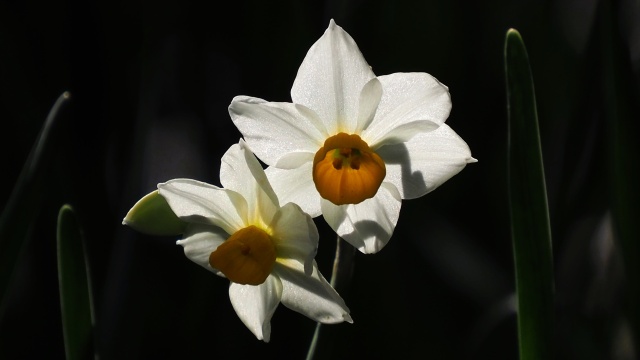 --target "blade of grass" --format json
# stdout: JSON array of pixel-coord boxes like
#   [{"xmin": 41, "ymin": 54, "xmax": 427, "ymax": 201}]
[
  {"xmin": 57, "ymin": 204, "xmax": 96, "ymax": 360},
  {"xmin": 505, "ymin": 29, "xmax": 555, "ymax": 360},
  {"xmin": 0, "ymin": 91, "xmax": 71, "ymax": 309}
]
